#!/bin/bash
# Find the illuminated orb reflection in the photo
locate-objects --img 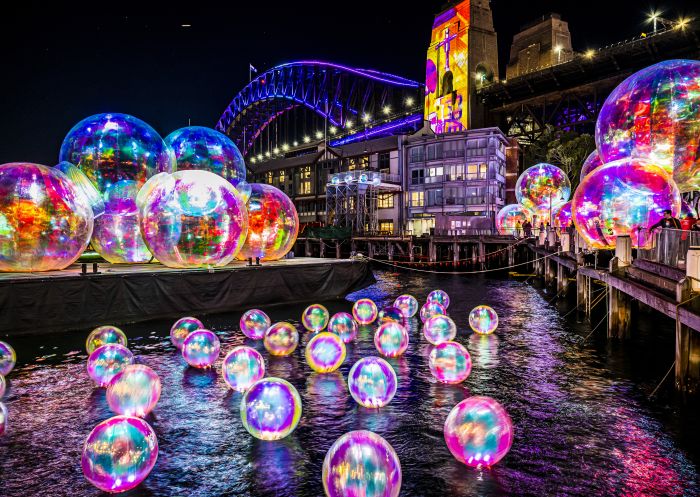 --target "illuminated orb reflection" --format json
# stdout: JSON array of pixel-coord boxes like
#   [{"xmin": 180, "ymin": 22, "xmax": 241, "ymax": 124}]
[
  {"xmin": 240, "ymin": 377, "xmax": 302, "ymax": 440},
  {"xmin": 222, "ymin": 346, "xmax": 266, "ymax": 392},
  {"xmin": 240, "ymin": 309, "xmax": 271, "ymax": 340},
  {"xmin": 347, "ymin": 356, "xmax": 397, "ymax": 408},
  {"xmin": 429, "ymin": 341, "xmax": 472, "ymax": 384},
  {"xmin": 305, "ymin": 332, "xmax": 346, "ymax": 373},
  {"xmin": 106, "ymin": 364, "xmax": 161, "ymax": 417}
]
